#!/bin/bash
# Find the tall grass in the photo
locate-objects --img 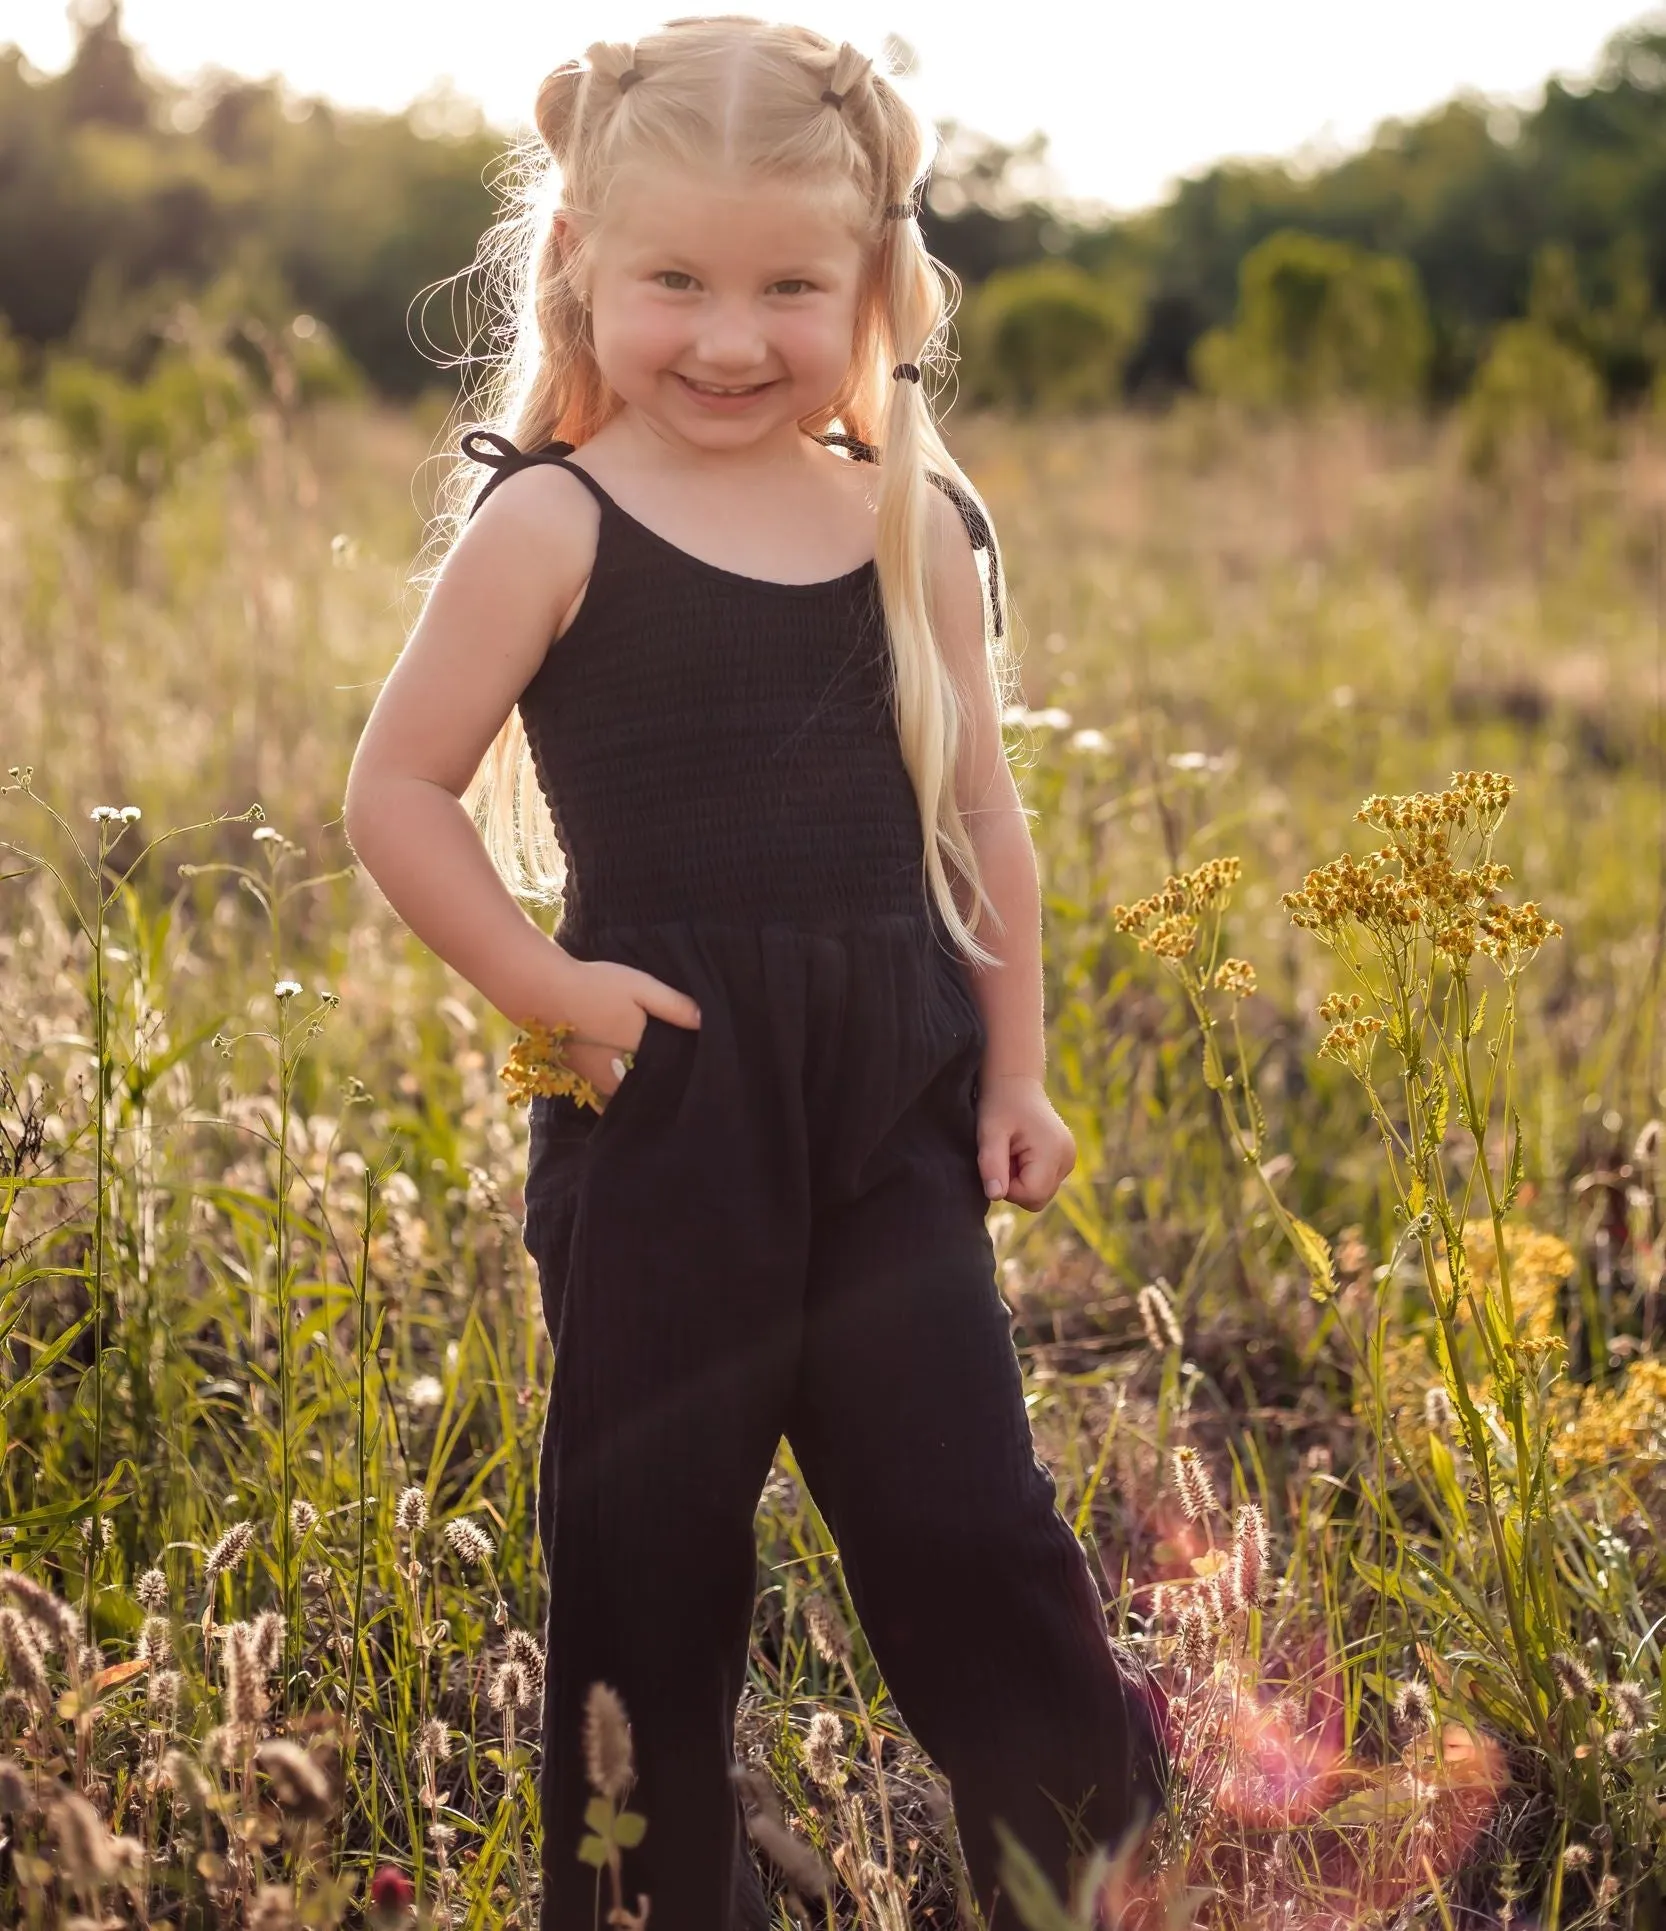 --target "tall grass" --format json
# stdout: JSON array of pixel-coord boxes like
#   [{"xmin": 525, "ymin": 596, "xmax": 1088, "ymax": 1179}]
[{"xmin": 1, "ymin": 389, "xmax": 1662, "ymax": 1926}]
